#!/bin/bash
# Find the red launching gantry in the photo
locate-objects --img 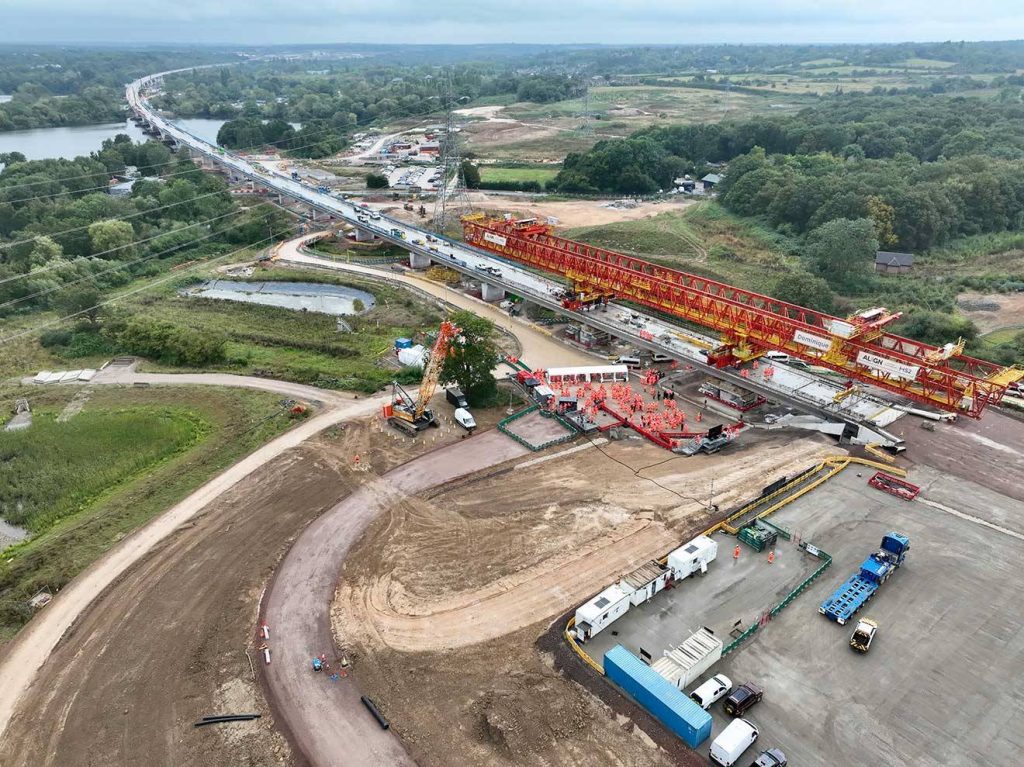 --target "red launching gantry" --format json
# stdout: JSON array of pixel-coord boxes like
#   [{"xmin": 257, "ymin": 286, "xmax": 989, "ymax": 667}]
[{"xmin": 463, "ymin": 215, "xmax": 1023, "ymax": 418}]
